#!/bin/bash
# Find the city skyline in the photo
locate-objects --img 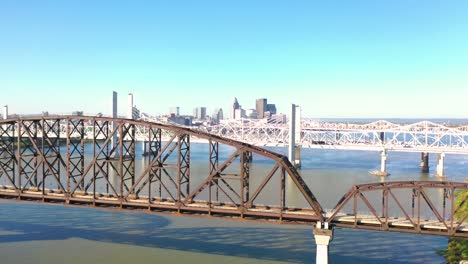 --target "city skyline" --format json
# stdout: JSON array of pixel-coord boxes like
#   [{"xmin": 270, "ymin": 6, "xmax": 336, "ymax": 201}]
[{"xmin": 1, "ymin": 1, "xmax": 468, "ymax": 118}]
